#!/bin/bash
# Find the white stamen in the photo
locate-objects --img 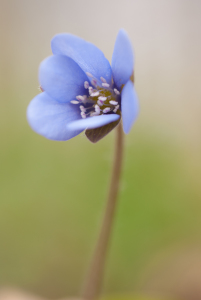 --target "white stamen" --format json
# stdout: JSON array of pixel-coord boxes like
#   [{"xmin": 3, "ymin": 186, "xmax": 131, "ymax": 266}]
[
  {"xmin": 103, "ymin": 107, "xmax": 111, "ymax": 113},
  {"xmin": 84, "ymin": 81, "xmax": 89, "ymax": 89},
  {"xmin": 113, "ymin": 104, "xmax": 119, "ymax": 113},
  {"xmin": 88, "ymin": 87, "xmax": 93, "ymax": 95},
  {"xmin": 71, "ymin": 100, "xmax": 79, "ymax": 104},
  {"xmin": 100, "ymin": 77, "xmax": 107, "ymax": 83},
  {"xmin": 95, "ymin": 104, "xmax": 101, "ymax": 114},
  {"xmin": 86, "ymin": 72, "xmax": 93, "ymax": 78},
  {"xmin": 98, "ymin": 96, "xmax": 107, "ymax": 101},
  {"xmin": 114, "ymin": 88, "xmax": 120, "ymax": 95},
  {"xmin": 109, "ymin": 100, "xmax": 118, "ymax": 105},
  {"xmin": 76, "ymin": 95, "xmax": 86, "ymax": 101},
  {"xmin": 91, "ymin": 91, "xmax": 99, "ymax": 97},
  {"xmin": 81, "ymin": 112, "xmax": 86, "ymax": 118},
  {"xmin": 97, "ymin": 100, "xmax": 104, "ymax": 106},
  {"xmin": 90, "ymin": 112, "xmax": 100, "ymax": 117},
  {"xmin": 91, "ymin": 79, "xmax": 97, "ymax": 86},
  {"xmin": 102, "ymin": 83, "xmax": 110, "ymax": 88},
  {"xmin": 80, "ymin": 105, "xmax": 86, "ymax": 112}
]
